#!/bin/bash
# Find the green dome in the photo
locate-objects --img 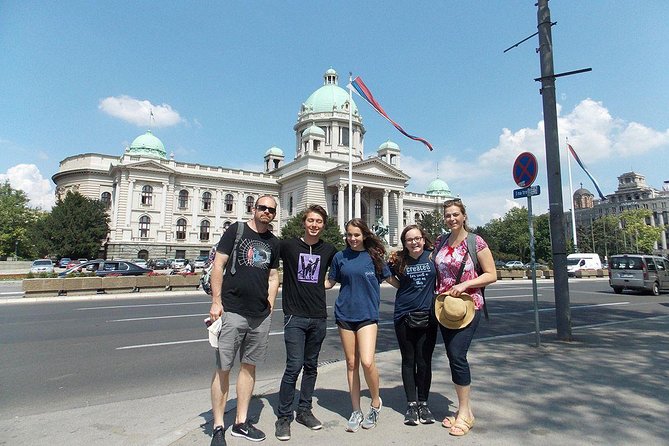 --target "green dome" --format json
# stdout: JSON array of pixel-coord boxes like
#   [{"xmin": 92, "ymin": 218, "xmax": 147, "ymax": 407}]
[
  {"xmin": 378, "ymin": 140, "xmax": 400, "ymax": 151},
  {"xmin": 265, "ymin": 146, "xmax": 284, "ymax": 156},
  {"xmin": 302, "ymin": 69, "xmax": 358, "ymax": 115},
  {"xmin": 426, "ymin": 178, "xmax": 452, "ymax": 196},
  {"xmin": 301, "ymin": 124, "xmax": 326, "ymax": 137},
  {"xmin": 128, "ymin": 130, "xmax": 167, "ymax": 159}
]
